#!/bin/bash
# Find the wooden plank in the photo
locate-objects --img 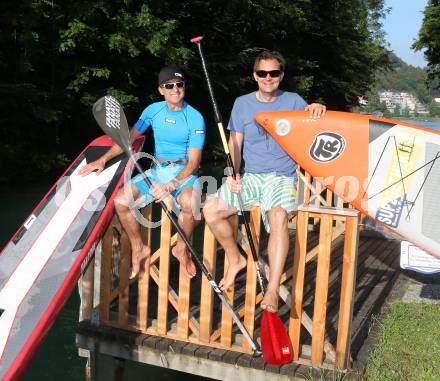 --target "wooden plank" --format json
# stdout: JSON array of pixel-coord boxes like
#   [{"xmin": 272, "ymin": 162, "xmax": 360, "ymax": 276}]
[
  {"xmin": 177, "ymin": 265, "xmax": 191, "ymax": 339},
  {"xmin": 305, "ymin": 223, "xmax": 346, "ymax": 263},
  {"xmin": 311, "ymin": 214, "xmax": 333, "ymax": 365},
  {"xmin": 313, "ymin": 181, "xmax": 323, "ymax": 225},
  {"xmin": 314, "ymin": 237, "xmax": 386, "ymax": 332},
  {"xmin": 335, "ymin": 197, "xmax": 346, "ymax": 229},
  {"xmin": 220, "ymin": 255, "xmax": 234, "ymax": 348},
  {"xmin": 149, "ymin": 264, "xmax": 200, "ymax": 336},
  {"xmin": 137, "ymin": 204, "xmax": 152, "ymax": 331},
  {"xmin": 118, "ymin": 229, "xmax": 130, "ymax": 327},
  {"xmin": 220, "ymin": 214, "xmax": 238, "ymax": 348},
  {"xmin": 209, "ymin": 293, "xmax": 264, "ymax": 342},
  {"xmin": 297, "ymin": 171, "xmax": 328, "ymax": 206},
  {"xmin": 199, "ymin": 223, "xmax": 217, "ymax": 343},
  {"xmin": 100, "ymin": 219, "xmax": 115, "ymax": 324},
  {"xmin": 289, "ymin": 210, "xmax": 308, "ymax": 360},
  {"xmin": 268, "ymin": 250, "xmax": 337, "ymax": 363},
  {"xmin": 79, "ymin": 254, "xmax": 94, "ymax": 321},
  {"xmin": 326, "ymin": 189, "xmax": 333, "ymax": 206},
  {"xmin": 297, "ymin": 204, "xmax": 359, "ymax": 218},
  {"xmin": 157, "ymin": 206, "xmax": 172, "ymax": 335},
  {"xmin": 336, "ymin": 215, "xmax": 359, "ymax": 369},
  {"xmin": 243, "ymin": 207, "xmax": 261, "ymax": 351},
  {"xmin": 303, "ymin": 171, "xmax": 312, "ymax": 204}
]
